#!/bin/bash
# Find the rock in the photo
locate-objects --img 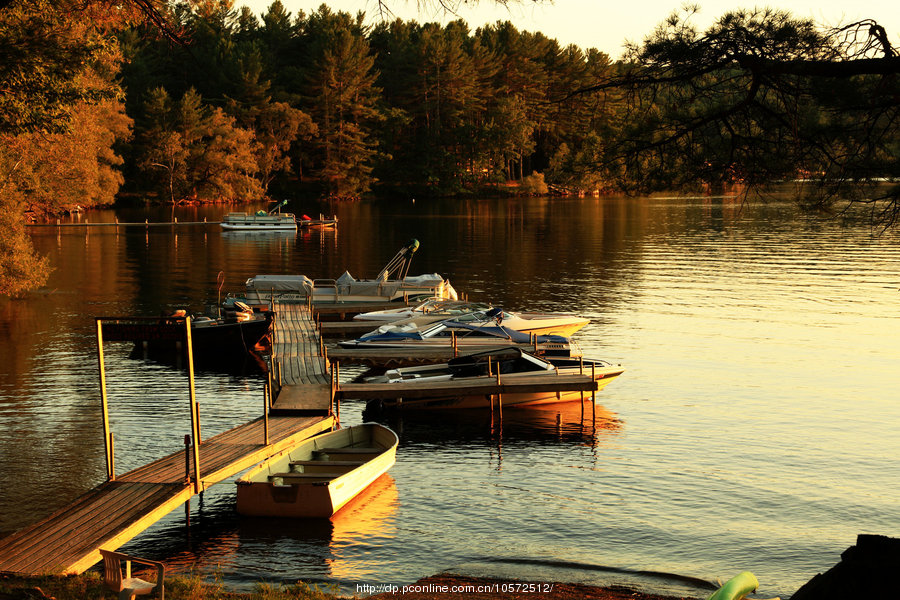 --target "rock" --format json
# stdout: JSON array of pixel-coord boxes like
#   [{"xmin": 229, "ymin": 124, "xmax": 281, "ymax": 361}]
[{"xmin": 791, "ymin": 534, "xmax": 900, "ymax": 599}]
